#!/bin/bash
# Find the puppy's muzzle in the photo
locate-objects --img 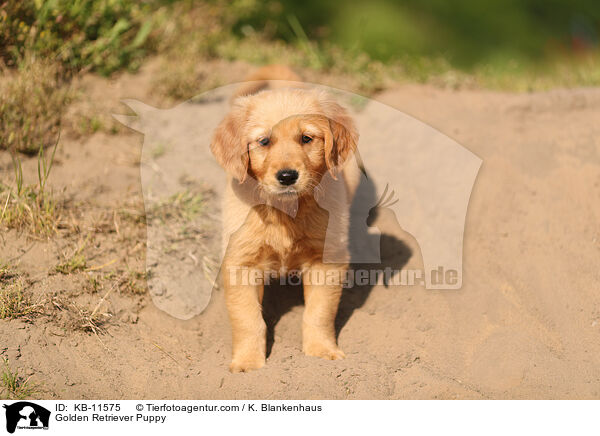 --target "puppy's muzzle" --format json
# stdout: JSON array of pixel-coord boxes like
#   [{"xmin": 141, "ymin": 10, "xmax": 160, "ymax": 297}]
[{"xmin": 276, "ymin": 169, "xmax": 299, "ymax": 186}]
